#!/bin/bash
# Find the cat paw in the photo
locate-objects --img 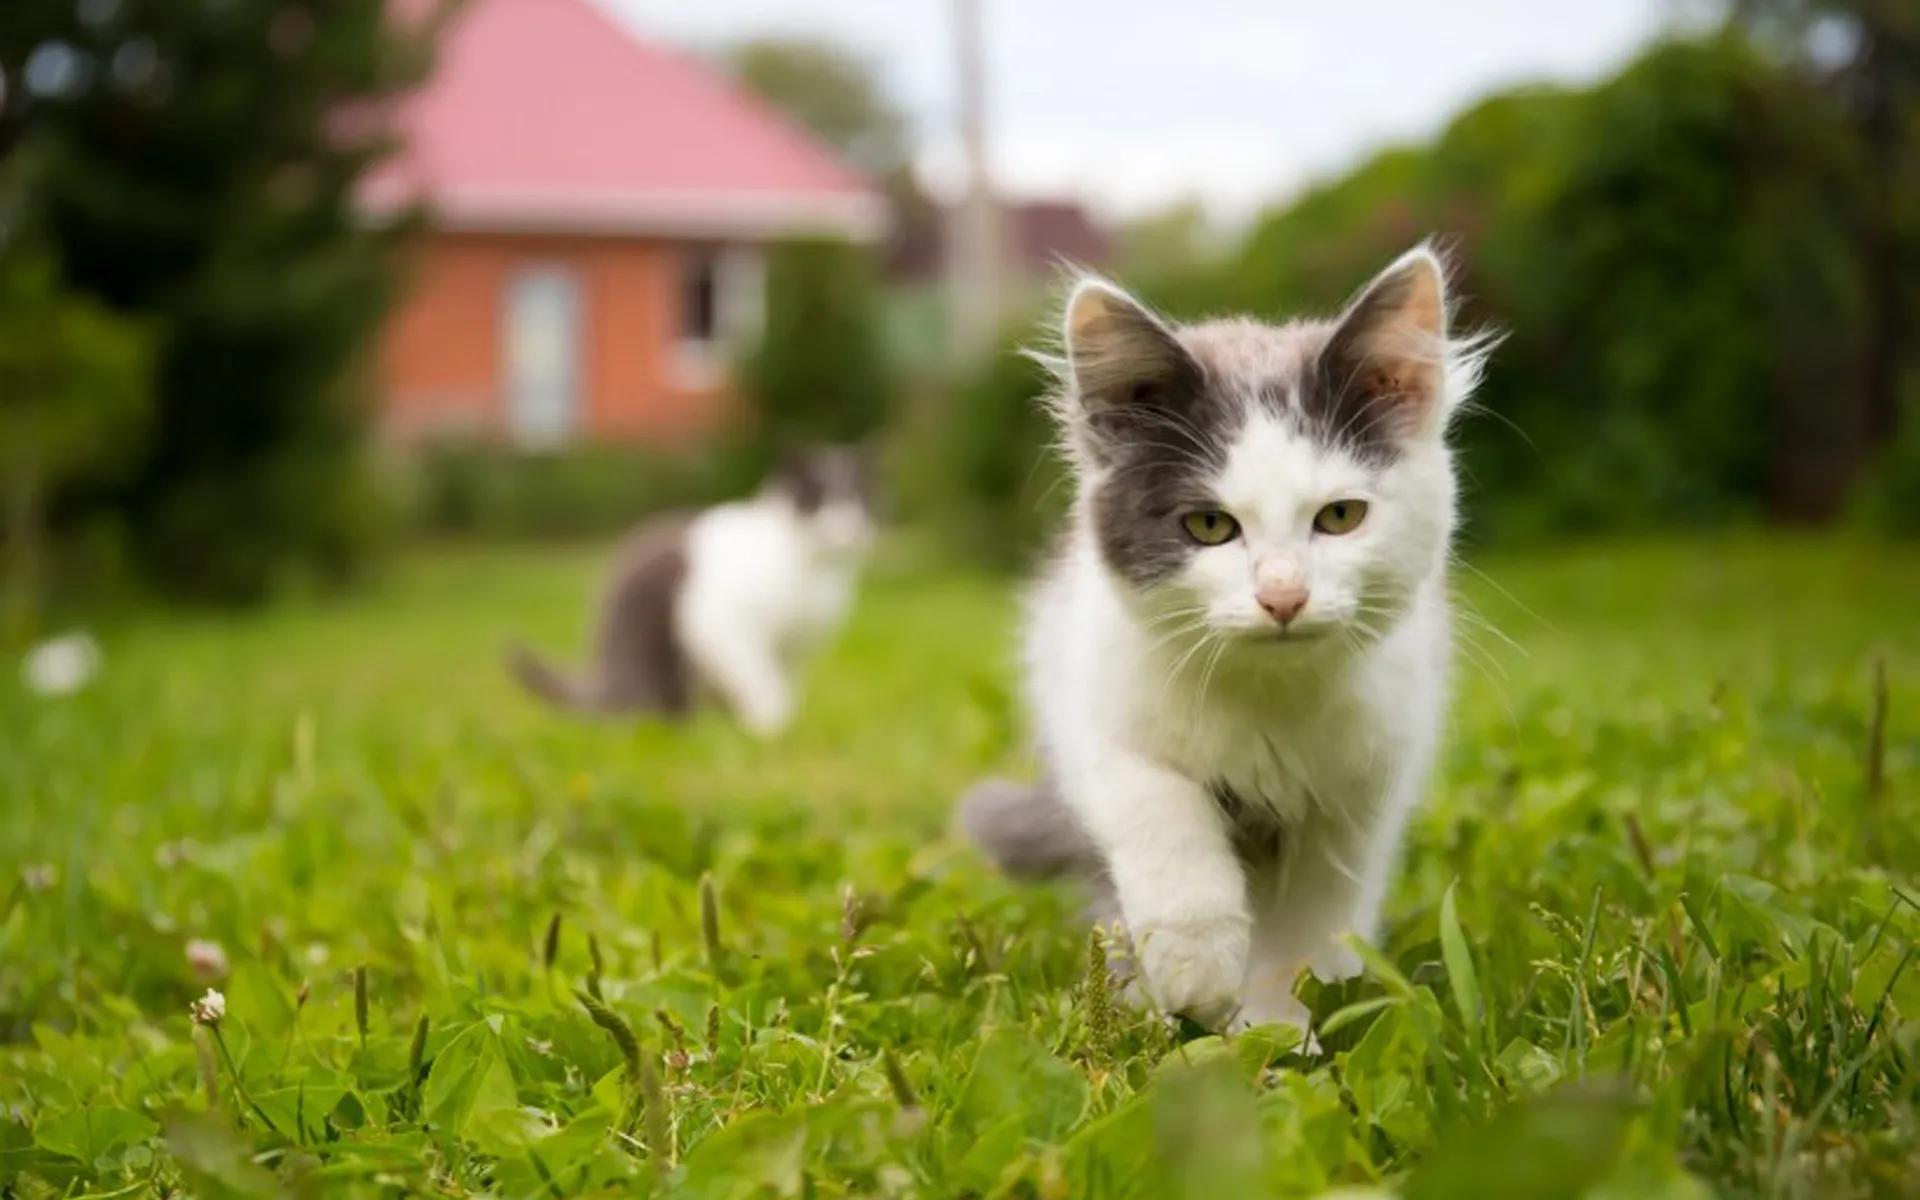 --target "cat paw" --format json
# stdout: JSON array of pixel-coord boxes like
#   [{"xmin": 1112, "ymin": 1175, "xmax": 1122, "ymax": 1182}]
[
  {"xmin": 737, "ymin": 696, "xmax": 793, "ymax": 738},
  {"xmin": 1228, "ymin": 997, "xmax": 1321, "ymax": 1054},
  {"xmin": 1135, "ymin": 916, "xmax": 1250, "ymax": 1029},
  {"xmin": 1308, "ymin": 941, "xmax": 1363, "ymax": 983},
  {"xmin": 1230, "ymin": 993, "xmax": 1308, "ymax": 1032}
]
